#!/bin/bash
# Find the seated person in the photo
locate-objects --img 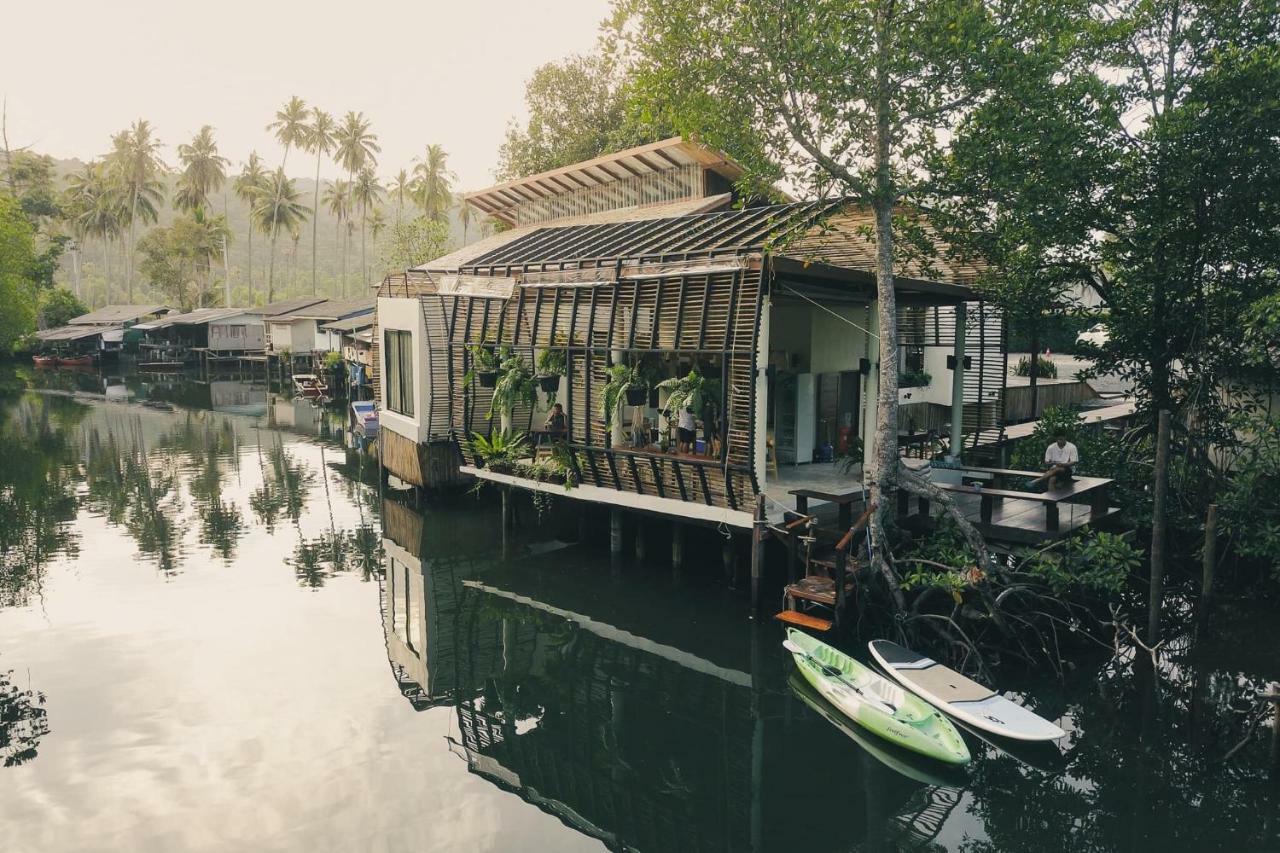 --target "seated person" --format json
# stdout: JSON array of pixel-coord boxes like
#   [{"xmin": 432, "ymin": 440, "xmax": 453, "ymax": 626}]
[
  {"xmin": 543, "ymin": 403, "xmax": 567, "ymax": 437},
  {"xmin": 1030, "ymin": 430, "xmax": 1079, "ymax": 489}
]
